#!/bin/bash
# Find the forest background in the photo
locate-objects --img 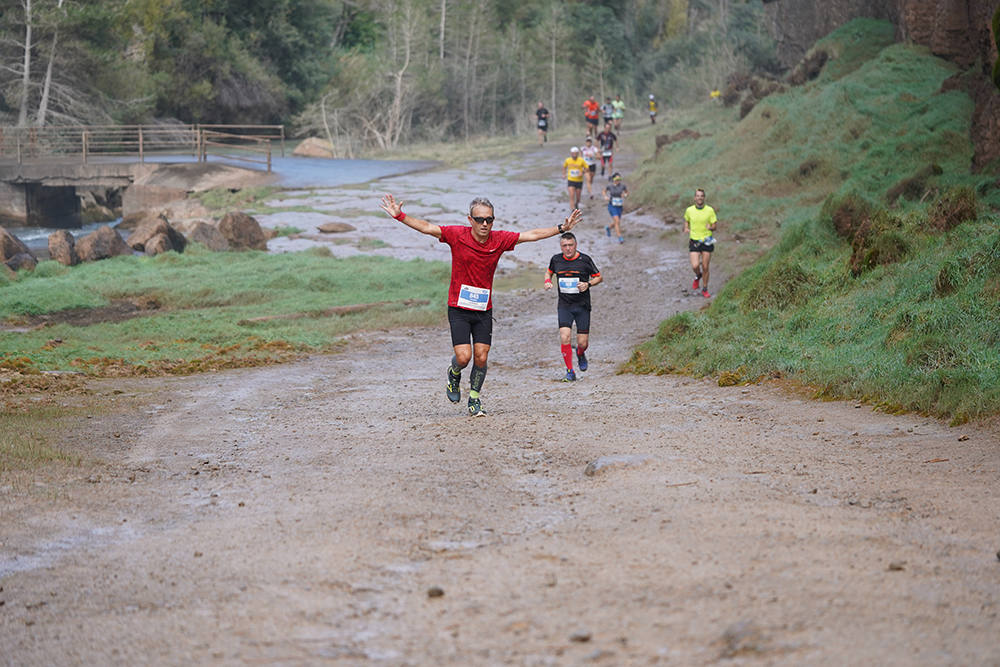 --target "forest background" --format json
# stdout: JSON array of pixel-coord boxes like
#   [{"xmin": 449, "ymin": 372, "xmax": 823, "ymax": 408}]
[{"xmin": 0, "ymin": 0, "xmax": 776, "ymax": 154}]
